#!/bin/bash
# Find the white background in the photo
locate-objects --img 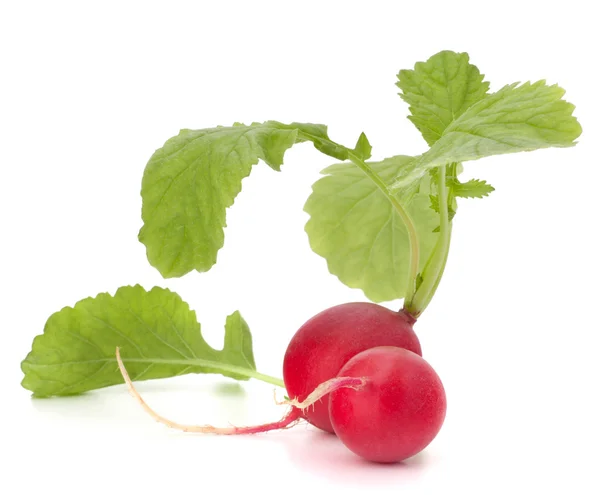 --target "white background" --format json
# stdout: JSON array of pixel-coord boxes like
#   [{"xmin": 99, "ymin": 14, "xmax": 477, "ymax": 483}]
[{"xmin": 1, "ymin": 1, "xmax": 599, "ymax": 493}]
